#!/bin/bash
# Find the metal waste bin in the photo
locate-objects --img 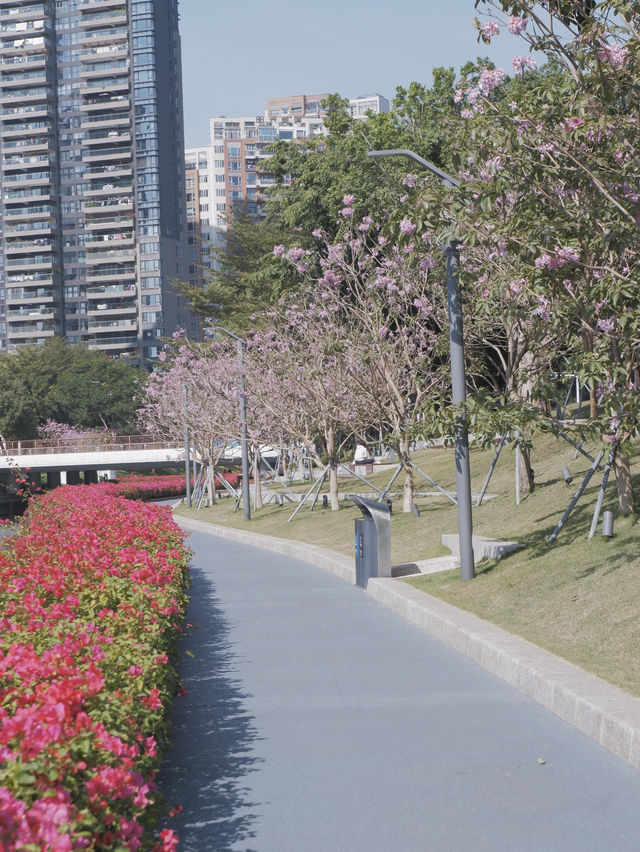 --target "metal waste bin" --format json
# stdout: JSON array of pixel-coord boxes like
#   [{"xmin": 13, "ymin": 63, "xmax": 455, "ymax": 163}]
[{"xmin": 352, "ymin": 495, "xmax": 391, "ymax": 587}]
